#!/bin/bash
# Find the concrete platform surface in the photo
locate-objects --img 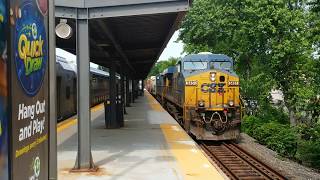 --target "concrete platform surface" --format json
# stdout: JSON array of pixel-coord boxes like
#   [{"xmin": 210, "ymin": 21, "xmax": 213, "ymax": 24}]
[{"xmin": 57, "ymin": 91, "xmax": 225, "ymax": 180}]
